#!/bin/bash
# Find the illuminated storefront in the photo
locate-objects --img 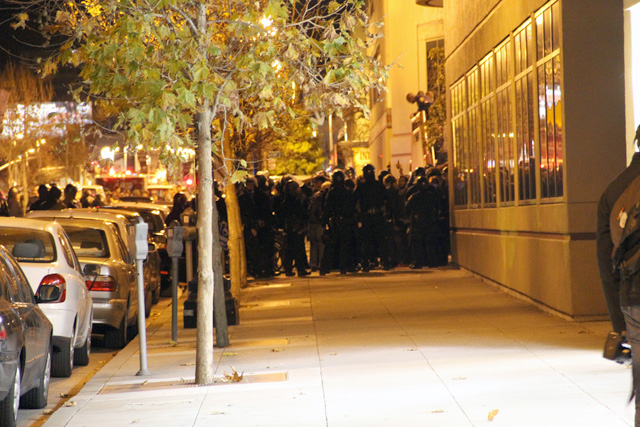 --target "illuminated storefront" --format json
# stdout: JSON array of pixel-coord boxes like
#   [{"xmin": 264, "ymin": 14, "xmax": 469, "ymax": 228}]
[{"xmin": 444, "ymin": 0, "xmax": 625, "ymax": 319}]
